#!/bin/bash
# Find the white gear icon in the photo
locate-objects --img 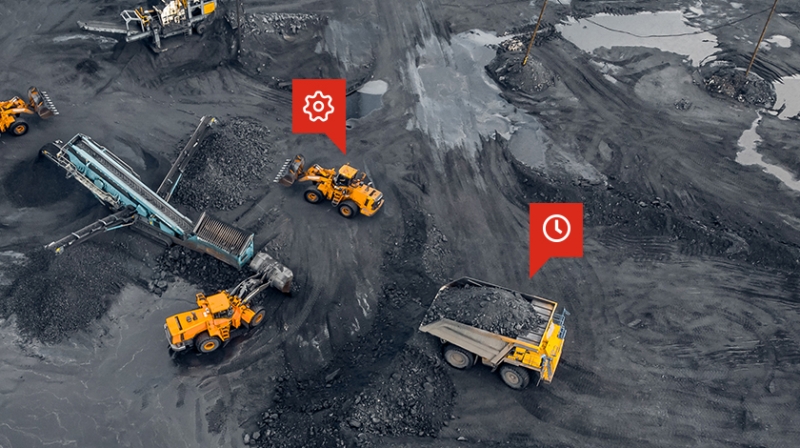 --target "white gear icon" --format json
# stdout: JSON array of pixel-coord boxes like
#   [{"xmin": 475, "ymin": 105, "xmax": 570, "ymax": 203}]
[{"xmin": 303, "ymin": 91, "xmax": 335, "ymax": 122}]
